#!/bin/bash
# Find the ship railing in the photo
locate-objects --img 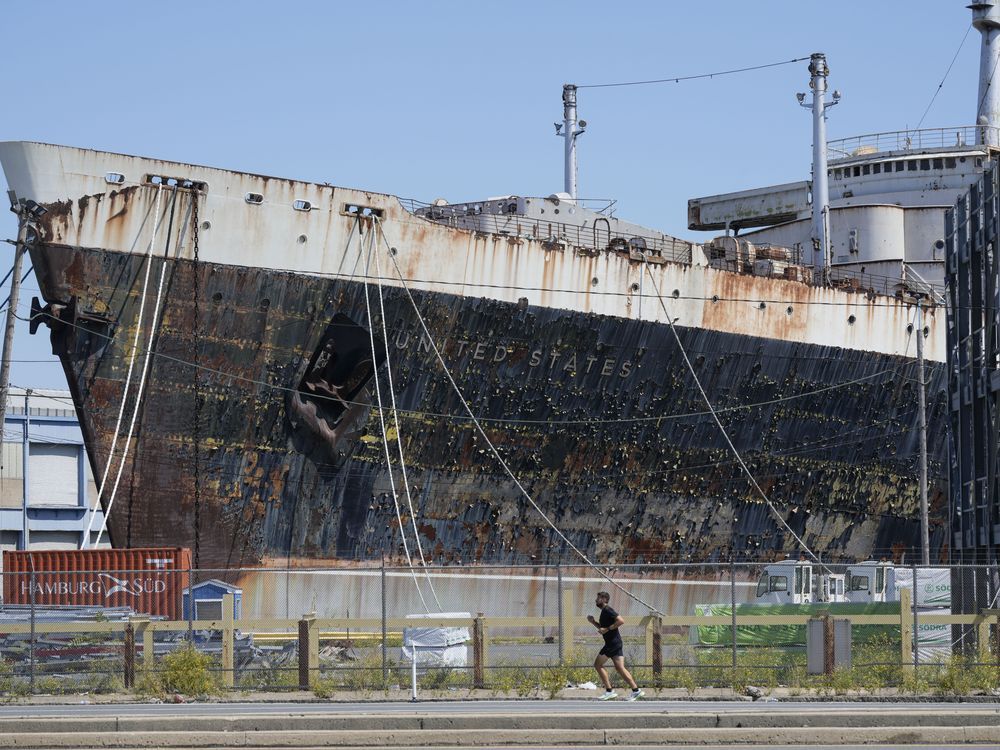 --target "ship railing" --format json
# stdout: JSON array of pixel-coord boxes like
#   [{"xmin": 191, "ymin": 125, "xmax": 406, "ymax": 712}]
[
  {"xmin": 821, "ymin": 265, "xmax": 946, "ymax": 302},
  {"xmin": 400, "ymin": 197, "xmax": 693, "ymax": 265},
  {"xmin": 826, "ymin": 125, "xmax": 998, "ymax": 160}
]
